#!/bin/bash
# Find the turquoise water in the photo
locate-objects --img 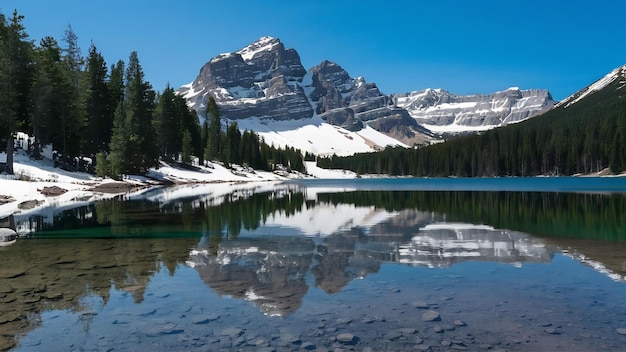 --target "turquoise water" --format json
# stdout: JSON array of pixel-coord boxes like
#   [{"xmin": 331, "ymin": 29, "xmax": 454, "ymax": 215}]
[
  {"xmin": 1, "ymin": 178, "xmax": 625, "ymax": 351},
  {"xmin": 289, "ymin": 176, "xmax": 626, "ymax": 192}
]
